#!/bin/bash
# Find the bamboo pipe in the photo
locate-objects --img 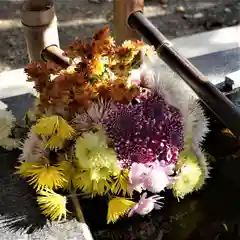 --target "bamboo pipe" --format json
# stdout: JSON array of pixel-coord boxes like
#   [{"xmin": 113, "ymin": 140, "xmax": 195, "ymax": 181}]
[
  {"xmin": 128, "ymin": 11, "xmax": 240, "ymax": 137},
  {"xmin": 21, "ymin": 0, "xmax": 60, "ymax": 62},
  {"xmin": 41, "ymin": 45, "xmax": 71, "ymax": 68},
  {"xmin": 113, "ymin": 0, "xmax": 144, "ymax": 44}
]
